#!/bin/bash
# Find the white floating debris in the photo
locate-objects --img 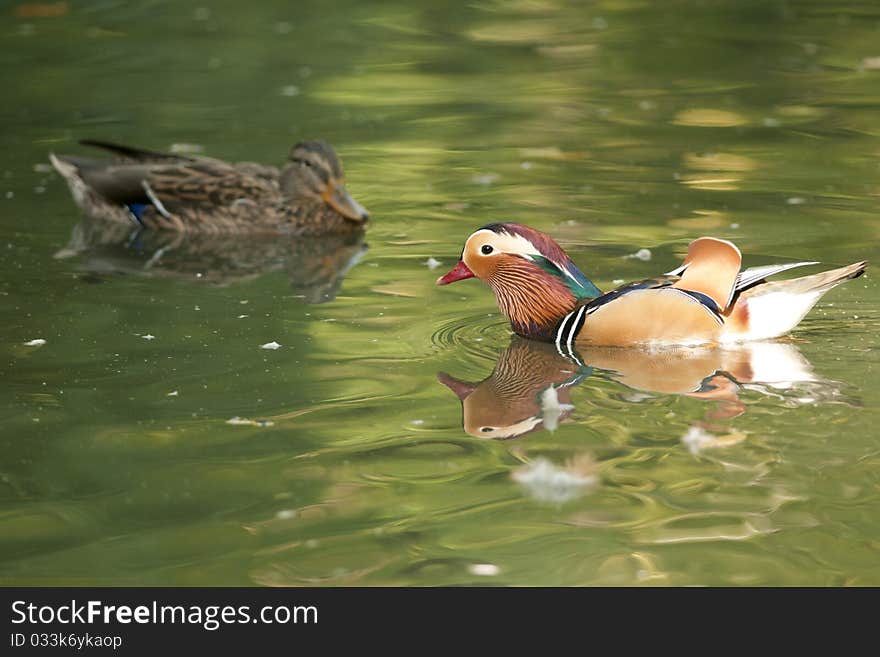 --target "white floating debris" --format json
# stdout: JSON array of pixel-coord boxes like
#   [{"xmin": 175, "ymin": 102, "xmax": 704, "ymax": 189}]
[
  {"xmin": 167, "ymin": 390, "xmax": 179, "ymax": 397},
  {"xmin": 512, "ymin": 456, "xmax": 597, "ymax": 503},
  {"xmin": 5, "ymin": 191, "xmax": 13, "ymax": 199},
  {"xmin": 226, "ymin": 417, "xmax": 275, "ymax": 427},
  {"xmin": 539, "ymin": 386, "xmax": 575, "ymax": 432},
  {"xmin": 786, "ymin": 197, "xmax": 806, "ymax": 205},
  {"xmin": 860, "ymin": 56, "xmax": 880, "ymax": 70},
  {"xmin": 261, "ymin": 341, "xmax": 282, "ymax": 350},
  {"xmin": 730, "ymin": 223, "xmax": 740, "ymax": 229},
  {"xmin": 612, "ymin": 279, "xmax": 624, "ymax": 285},
  {"xmin": 410, "ymin": 419, "xmax": 425, "ymax": 426},
  {"xmin": 425, "ymin": 257, "xmax": 441, "ymax": 270},
  {"xmin": 680, "ymin": 425, "xmax": 745, "ymax": 454},
  {"xmin": 468, "ymin": 563, "xmax": 500, "ymax": 577},
  {"xmin": 237, "ymin": 314, "xmax": 249, "ymax": 319},
  {"xmin": 142, "ymin": 334, "xmax": 156, "ymax": 341},
  {"xmin": 624, "ymin": 248, "xmax": 652, "ymax": 261},
  {"xmin": 681, "ymin": 426, "xmax": 714, "ymax": 454},
  {"xmin": 471, "ymin": 173, "xmax": 500, "ymax": 185},
  {"xmin": 275, "ymin": 509, "xmax": 297, "ymax": 520},
  {"xmin": 170, "ymin": 143, "xmax": 204, "ymax": 154},
  {"xmin": 280, "ymin": 85, "xmax": 300, "ymax": 97},
  {"xmin": 23, "ymin": 338, "xmax": 46, "ymax": 347},
  {"xmin": 520, "ymin": 161, "xmax": 533, "ymax": 170}
]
